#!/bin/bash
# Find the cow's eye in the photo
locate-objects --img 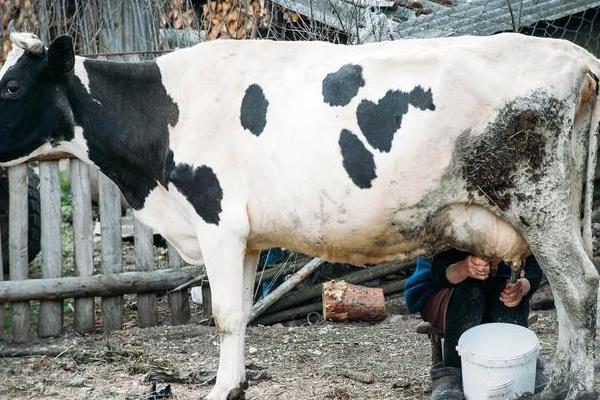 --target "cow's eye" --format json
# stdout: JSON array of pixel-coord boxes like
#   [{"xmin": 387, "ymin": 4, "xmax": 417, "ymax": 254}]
[{"xmin": 5, "ymin": 81, "xmax": 20, "ymax": 96}]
